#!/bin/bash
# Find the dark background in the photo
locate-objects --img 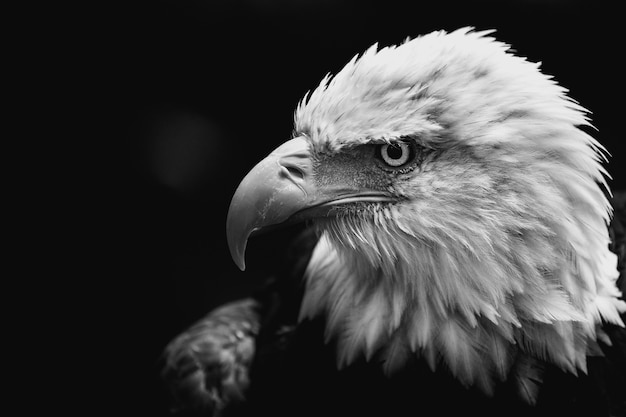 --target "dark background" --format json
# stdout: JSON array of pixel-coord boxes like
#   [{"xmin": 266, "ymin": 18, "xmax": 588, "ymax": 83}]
[{"xmin": 73, "ymin": 1, "xmax": 622, "ymax": 415}]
